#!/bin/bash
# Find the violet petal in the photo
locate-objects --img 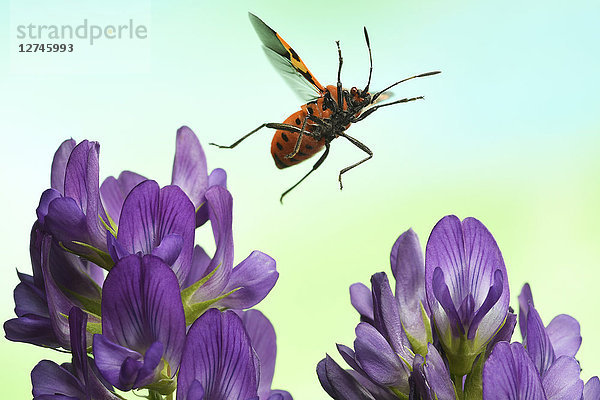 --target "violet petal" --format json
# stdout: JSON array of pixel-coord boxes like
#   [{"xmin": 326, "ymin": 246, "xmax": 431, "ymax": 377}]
[
  {"xmin": 216, "ymin": 251, "xmax": 278, "ymax": 310},
  {"xmin": 518, "ymin": 283, "xmax": 534, "ymax": 340},
  {"xmin": 171, "ymin": 126, "xmax": 208, "ymax": 209},
  {"xmin": 525, "ymin": 305, "xmax": 555, "ymax": 376},
  {"xmin": 482, "ymin": 342, "xmax": 545, "ymax": 400},
  {"xmin": 545, "ymin": 314, "xmax": 581, "ymax": 358},
  {"xmin": 238, "ymin": 309, "xmax": 277, "ymax": 399},
  {"xmin": 50, "ymin": 139, "xmax": 76, "ymax": 193},
  {"xmin": 100, "ymin": 171, "xmax": 146, "ymax": 226},
  {"xmin": 354, "ymin": 322, "xmax": 408, "ymax": 390},
  {"xmin": 370, "ymin": 272, "xmax": 411, "ymax": 361},
  {"xmin": 177, "ymin": 309, "xmax": 258, "ymax": 400},
  {"xmin": 350, "ymin": 283, "xmax": 374, "ymax": 321},
  {"xmin": 541, "ymin": 356, "xmax": 583, "ymax": 400},
  {"xmin": 101, "ymin": 254, "xmax": 185, "ymax": 374},
  {"xmin": 583, "ymin": 377, "xmax": 600, "ymax": 400}
]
